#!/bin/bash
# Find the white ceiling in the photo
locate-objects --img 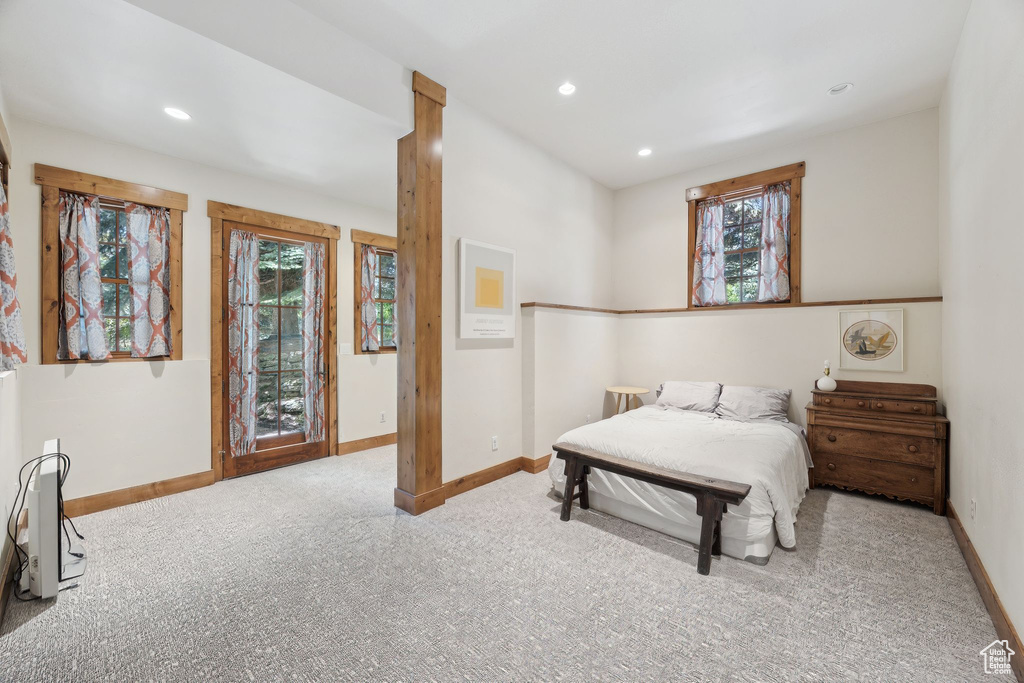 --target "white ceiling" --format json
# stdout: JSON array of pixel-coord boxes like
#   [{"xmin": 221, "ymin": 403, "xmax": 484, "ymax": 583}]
[
  {"xmin": 1, "ymin": 0, "xmax": 972, "ymax": 203},
  {"xmin": 291, "ymin": 0, "xmax": 972, "ymax": 188},
  {"xmin": 0, "ymin": 0, "xmax": 406, "ymax": 210}
]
